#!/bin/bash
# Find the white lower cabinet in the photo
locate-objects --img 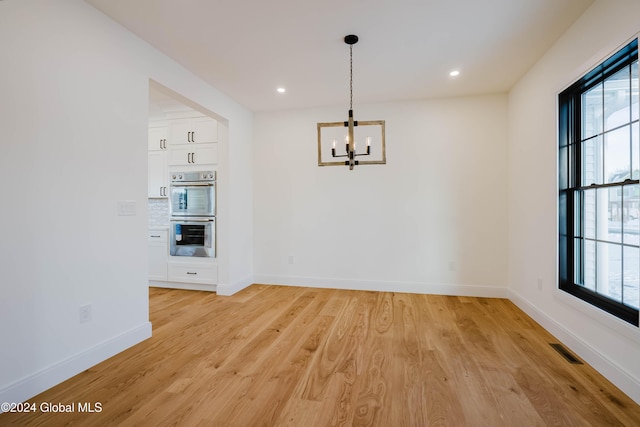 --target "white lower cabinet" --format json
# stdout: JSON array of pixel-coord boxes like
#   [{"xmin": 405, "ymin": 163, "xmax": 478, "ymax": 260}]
[
  {"xmin": 149, "ymin": 235, "xmax": 218, "ymax": 290},
  {"xmin": 148, "ymin": 229, "xmax": 168, "ymax": 281},
  {"xmin": 168, "ymin": 261, "xmax": 218, "ymax": 285}
]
